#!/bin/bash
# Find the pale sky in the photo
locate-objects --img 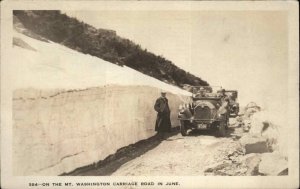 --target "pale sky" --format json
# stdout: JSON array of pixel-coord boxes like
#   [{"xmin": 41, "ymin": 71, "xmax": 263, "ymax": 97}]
[{"xmin": 64, "ymin": 10, "xmax": 288, "ymax": 109}]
